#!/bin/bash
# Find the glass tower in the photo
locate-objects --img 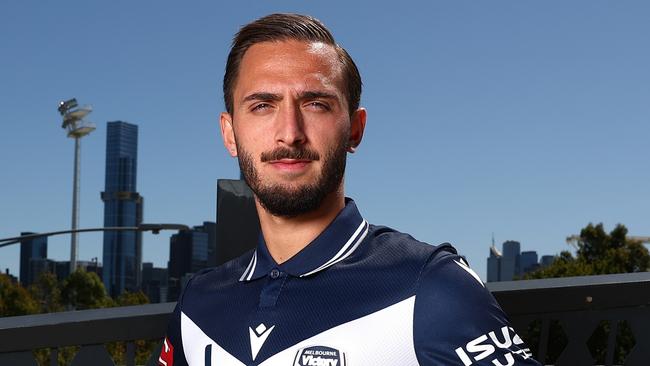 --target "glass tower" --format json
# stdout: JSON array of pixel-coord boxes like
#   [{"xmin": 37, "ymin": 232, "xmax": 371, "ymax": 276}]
[
  {"xmin": 167, "ymin": 222, "xmax": 214, "ymax": 301},
  {"xmin": 500, "ymin": 240, "xmax": 521, "ymax": 281},
  {"xmin": 20, "ymin": 232, "xmax": 48, "ymax": 286},
  {"xmin": 101, "ymin": 121, "xmax": 143, "ymax": 297}
]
